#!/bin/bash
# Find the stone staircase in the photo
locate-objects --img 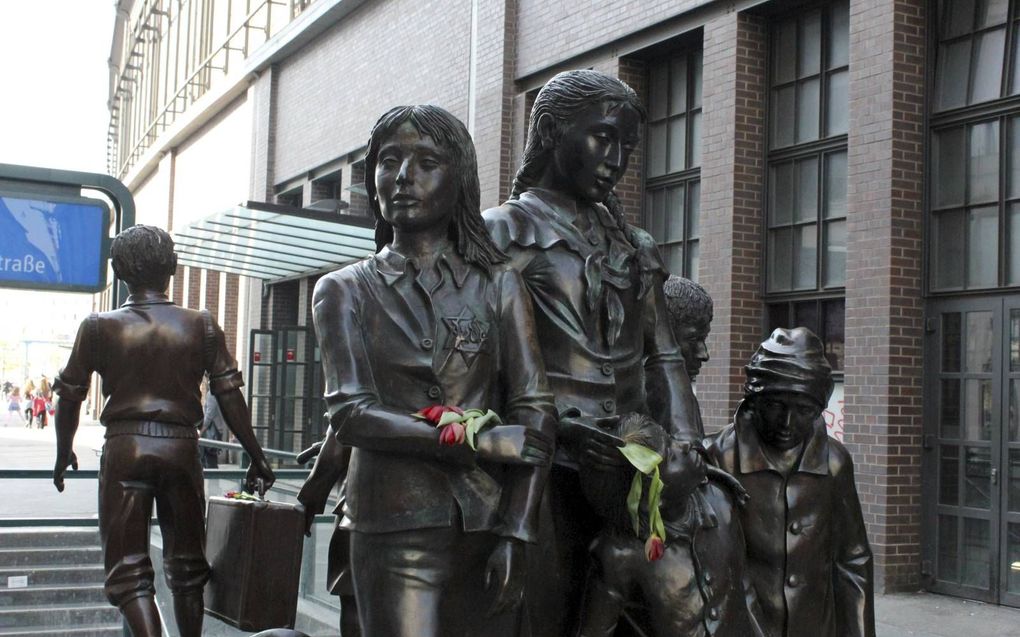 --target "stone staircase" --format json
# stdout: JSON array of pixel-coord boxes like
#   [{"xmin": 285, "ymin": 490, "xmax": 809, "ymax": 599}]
[{"xmin": 0, "ymin": 528, "xmax": 121, "ymax": 637}]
